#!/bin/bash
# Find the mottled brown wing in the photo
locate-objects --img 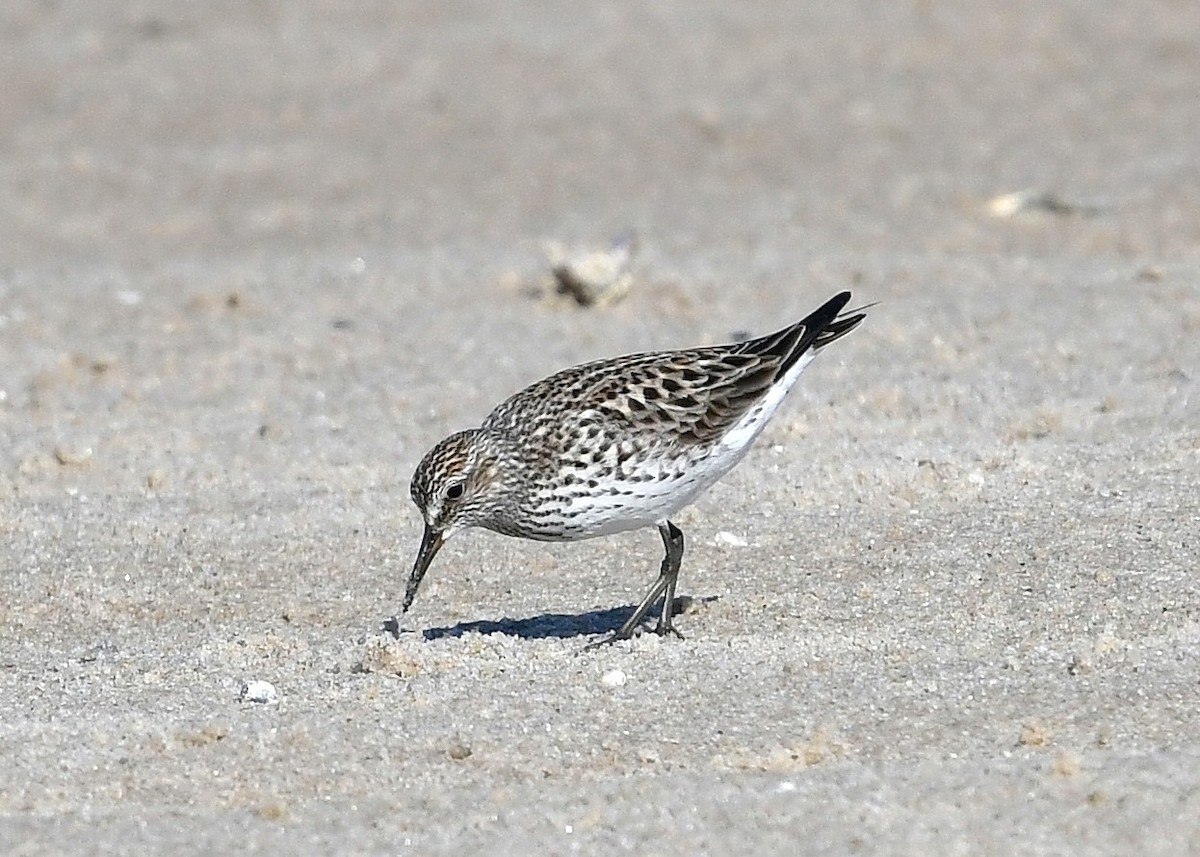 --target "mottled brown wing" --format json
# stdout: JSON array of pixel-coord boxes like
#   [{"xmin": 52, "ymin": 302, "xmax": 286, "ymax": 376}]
[
  {"xmin": 483, "ymin": 347, "xmax": 780, "ymax": 448},
  {"xmin": 575, "ymin": 348, "xmax": 782, "ymax": 445},
  {"xmin": 484, "ymin": 291, "xmax": 862, "ymax": 448}
]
